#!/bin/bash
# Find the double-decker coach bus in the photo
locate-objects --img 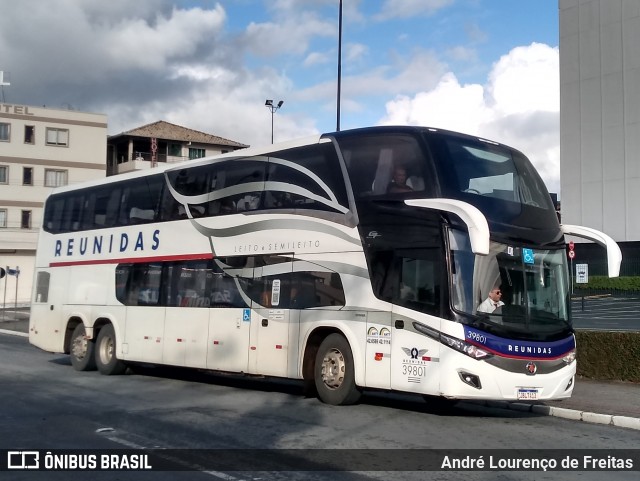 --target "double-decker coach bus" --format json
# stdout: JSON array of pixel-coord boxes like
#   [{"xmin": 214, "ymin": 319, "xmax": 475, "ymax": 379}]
[{"xmin": 29, "ymin": 126, "xmax": 621, "ymax": 406}]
